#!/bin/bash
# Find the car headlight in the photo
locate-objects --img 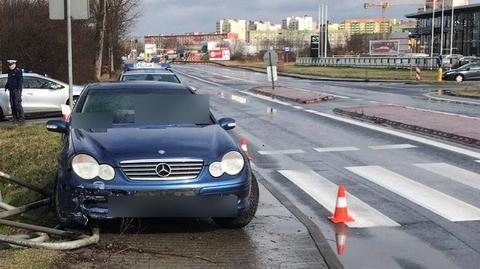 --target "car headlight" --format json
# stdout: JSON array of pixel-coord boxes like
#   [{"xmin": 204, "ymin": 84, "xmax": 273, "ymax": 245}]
[
  {"xmin": 98, "ymin": 164, "xmax": 115, "ymax": 181},
  {"xmin": 208, "ymin": 151, "xmax": 246, "ymax": 178},
  {"xmin": 221, "ymin": 151, "xmax": 245, "ymax": 176},
  {"xmin": 208, "ymin": 162, "xmax": 223, "ymax": 177},
  {"xmin": 72, "ymin": 154, "xmax": 99, "ymax": 180}
]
